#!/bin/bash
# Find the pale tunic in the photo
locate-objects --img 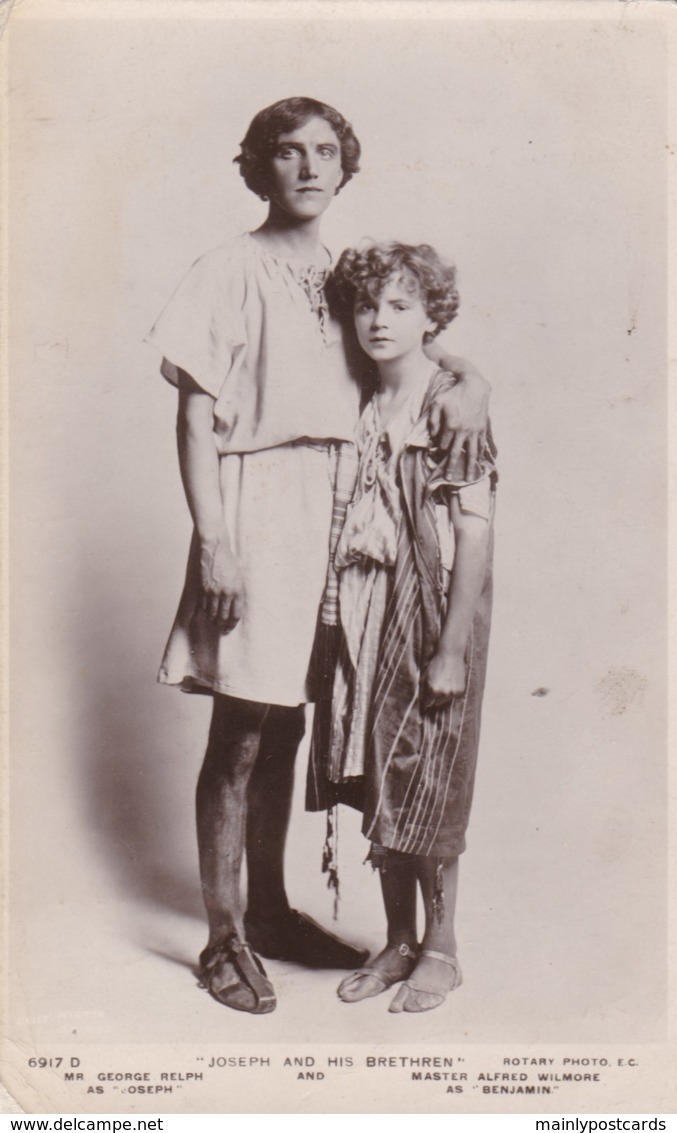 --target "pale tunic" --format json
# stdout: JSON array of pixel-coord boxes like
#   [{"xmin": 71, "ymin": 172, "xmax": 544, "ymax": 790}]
[{"xmin": 146, "ymin": 234, "xmax": 361, "ymax": 707}]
